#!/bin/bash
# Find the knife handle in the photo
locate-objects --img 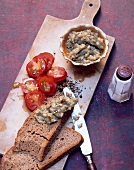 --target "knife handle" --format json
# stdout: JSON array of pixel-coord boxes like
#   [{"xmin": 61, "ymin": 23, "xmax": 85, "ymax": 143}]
[{"xmin": 85, "ymin": 154, "xmax": 97, "ymax": 170}]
